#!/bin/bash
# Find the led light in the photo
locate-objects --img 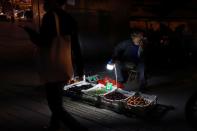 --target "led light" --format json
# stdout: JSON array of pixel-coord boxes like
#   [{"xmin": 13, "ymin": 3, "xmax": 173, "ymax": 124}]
[
  {"xmin": 106, "ymin": 64, "xmax": 114, "ymax": 70},
  {"xmin": 106, "ymin": 62, "xmax": 118, "ymax": 88}
]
